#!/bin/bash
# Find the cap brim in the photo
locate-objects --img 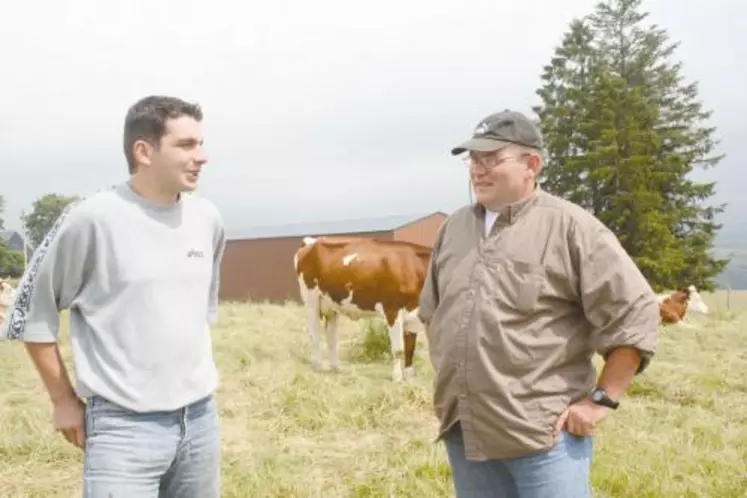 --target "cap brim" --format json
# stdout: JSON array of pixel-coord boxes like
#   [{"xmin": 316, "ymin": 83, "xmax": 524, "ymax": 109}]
[{"xmin": 450, "ymin": 138, "xmax": 512, "ymax": 156}]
